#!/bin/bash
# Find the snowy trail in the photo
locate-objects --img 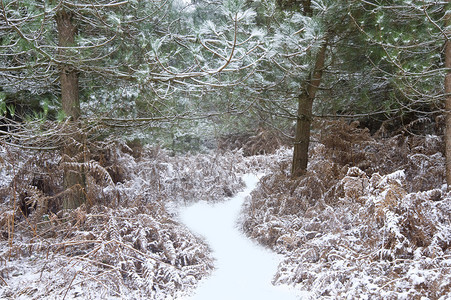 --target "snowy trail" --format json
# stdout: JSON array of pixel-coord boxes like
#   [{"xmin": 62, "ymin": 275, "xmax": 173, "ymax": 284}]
[{"xmin": 179, "ymin": 174, "xmax": 299, "ymax": 300}]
